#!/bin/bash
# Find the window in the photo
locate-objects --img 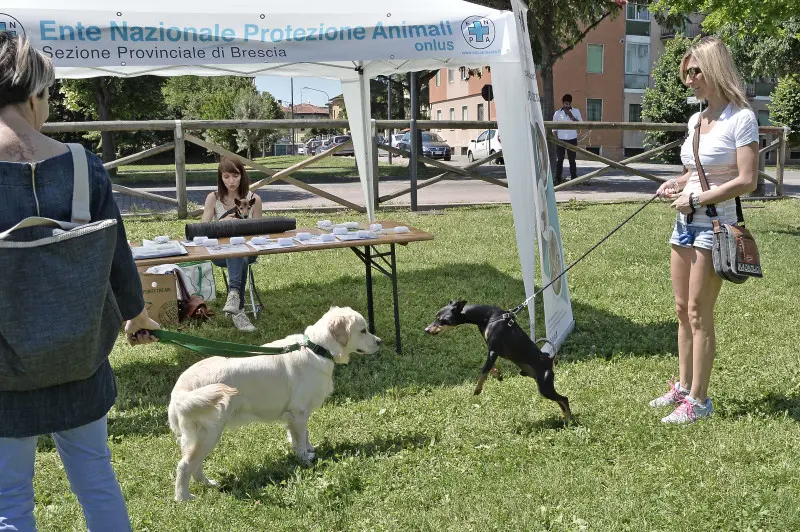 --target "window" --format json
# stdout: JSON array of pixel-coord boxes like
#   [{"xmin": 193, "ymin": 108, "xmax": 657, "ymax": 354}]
[
  {"xmin": 757, "ymin": 110, "xmax": 771, "ymax": 126},
  {"xmin": 477, "ymin": 131, "xmax": 488, "ymax": 142},
  {"xmin": 625, "ymin": 42, "xmax": 650, "ymax": 89},
  {"xmin": 436, "ymin": 110, "xmax": 442, "ymax": 121},
  {"xmin": 626, "ymin": 2, "xmax": 650, "ymax": 21},
  {"xmin": 586, "ymin": 99, "xmax": 603, "ymax": 121},
  {"xmin": 449, "ymin": 107, "xmax": 455, "ymax": 120},
  {"xmin": 435, "ymin": 71, "xmax": 441, "ymax": 87},
  {"xmin": 462, "ymin": 106, "xmax": 468, "ymax": 120},
  {"xmin": 461, "ymin": 67, "xmax": 470, "ymax": 81},
  {"xmin": 629, "ymin": 103, "xmax": 642, "ymax": 123},
  {"xmin": 586, "ymin": 146, "xmax": 602, "ymax": 156},
  {"xmin": 587, "ymin": 44, "xmax": 604, "ymax": 74},
  {"xmin": 448, "ymin": 69, "xmax": 454, "ymax": 83},
  {"xmin": 477, "ymin": 103, "xmax": 485, "ymax": 121}
]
